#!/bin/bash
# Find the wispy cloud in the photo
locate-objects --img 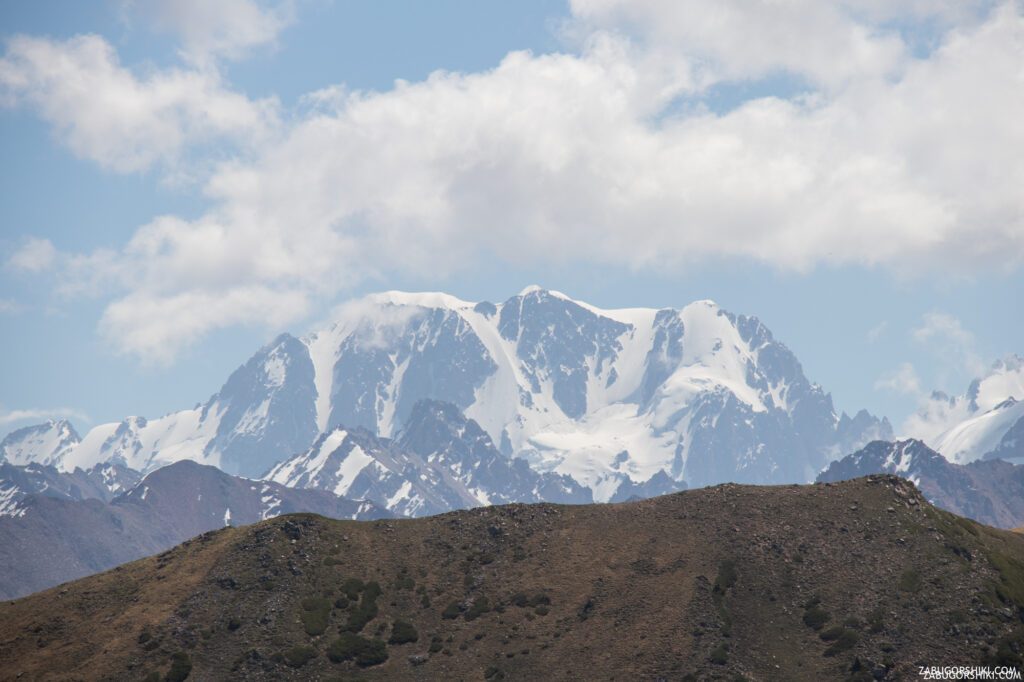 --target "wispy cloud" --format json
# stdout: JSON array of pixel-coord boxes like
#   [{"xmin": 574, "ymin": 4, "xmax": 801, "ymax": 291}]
[
  {"xmin": 866, "ymin": 321, "xmax": 887, "ymax": 343},
  {"xmin": 875, "ymin": 362, "xmax": 922, "ymax": 395},
  {"xmin": 0, "ymin": 407, "xmax": 90, "ymax": 426},
  {"xmin": 120, "ymin": 0, "xmax": 295, "ymax": 66},
  {"xmin": 912, "ymin": 312, "xmax": 986, "ymax": 377},
  {"xmin": 6, "ymin": 237, "xmax": 56, "ymax": 273}
]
